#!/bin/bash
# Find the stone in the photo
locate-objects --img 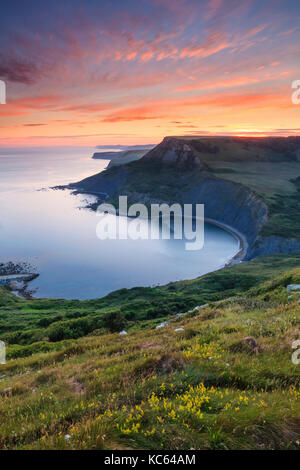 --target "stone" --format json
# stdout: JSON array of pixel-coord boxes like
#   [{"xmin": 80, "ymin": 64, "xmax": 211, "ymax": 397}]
[
  {"xmin": 243, "ymin": 336, "xmax": 260, "ymax": 354},
  {"xmin": 286, "ymin": 284, "xmax": 300, "ymax": 294}
]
